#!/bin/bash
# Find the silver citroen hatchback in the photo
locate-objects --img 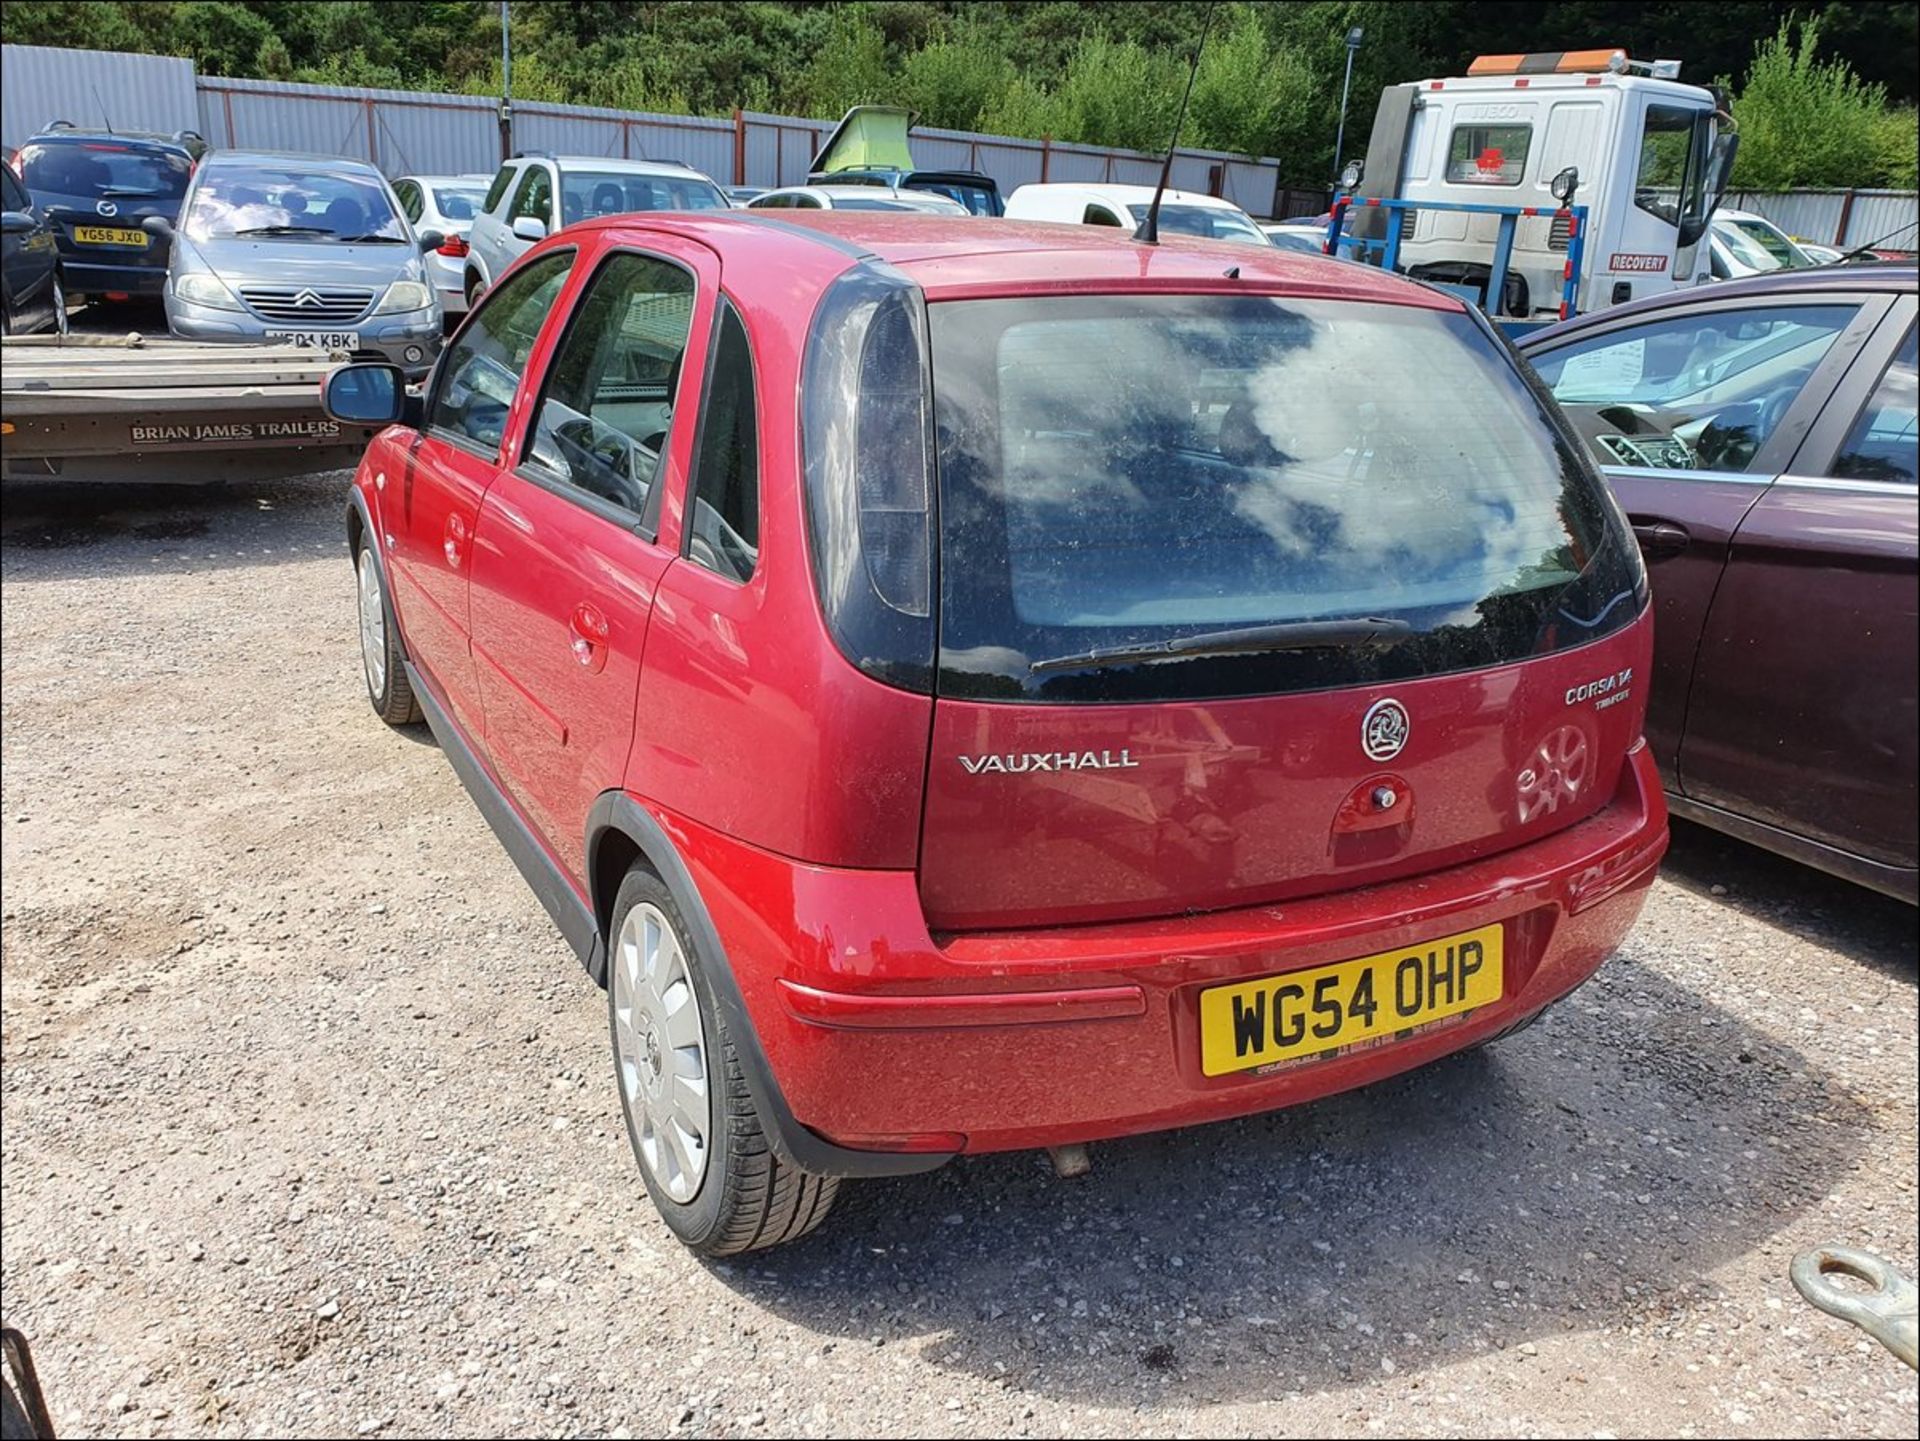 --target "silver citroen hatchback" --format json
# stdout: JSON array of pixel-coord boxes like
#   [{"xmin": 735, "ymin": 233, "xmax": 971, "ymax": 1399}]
[{"xmin": 154, "ymin": 150, "xmax": 444, "ymax": 377}]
